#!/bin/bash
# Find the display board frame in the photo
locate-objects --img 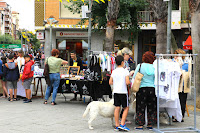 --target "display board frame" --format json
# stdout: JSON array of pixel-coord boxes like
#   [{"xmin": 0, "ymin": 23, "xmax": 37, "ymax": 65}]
[{"xmin": 67, "ymin": 66, "xmax": 80, "ymax": 75}]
